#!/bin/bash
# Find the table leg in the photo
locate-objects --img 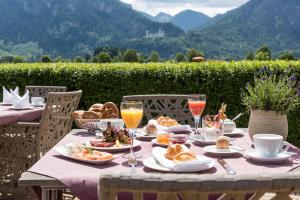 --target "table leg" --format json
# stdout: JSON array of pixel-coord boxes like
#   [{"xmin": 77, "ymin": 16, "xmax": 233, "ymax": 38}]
[
  {"xmin": 42, "ymin": 188, "xmax": 50, "ymax": 200},
  {"xmin": 51, "ymin": 190, "xmax": 58, "ymax": 200}
]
